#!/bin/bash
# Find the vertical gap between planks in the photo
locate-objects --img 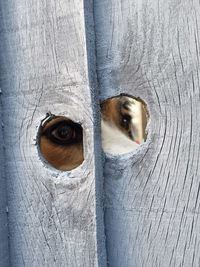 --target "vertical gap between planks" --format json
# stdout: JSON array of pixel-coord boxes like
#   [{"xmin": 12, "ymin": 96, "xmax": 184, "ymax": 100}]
[{"xmin": 83, "ymin": 0, "xmax": 107, "ymax": 266}]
